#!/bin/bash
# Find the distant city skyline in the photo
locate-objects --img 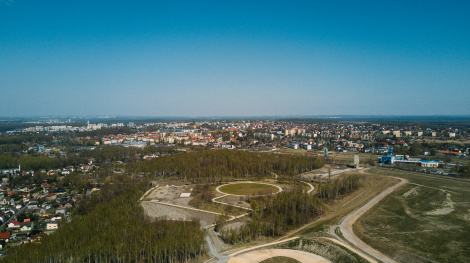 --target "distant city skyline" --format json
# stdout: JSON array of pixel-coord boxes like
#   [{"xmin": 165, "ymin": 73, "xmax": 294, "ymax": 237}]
[{"xmin": 1, "ymin": 1, "xmax": 469, "ymax": 117}]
